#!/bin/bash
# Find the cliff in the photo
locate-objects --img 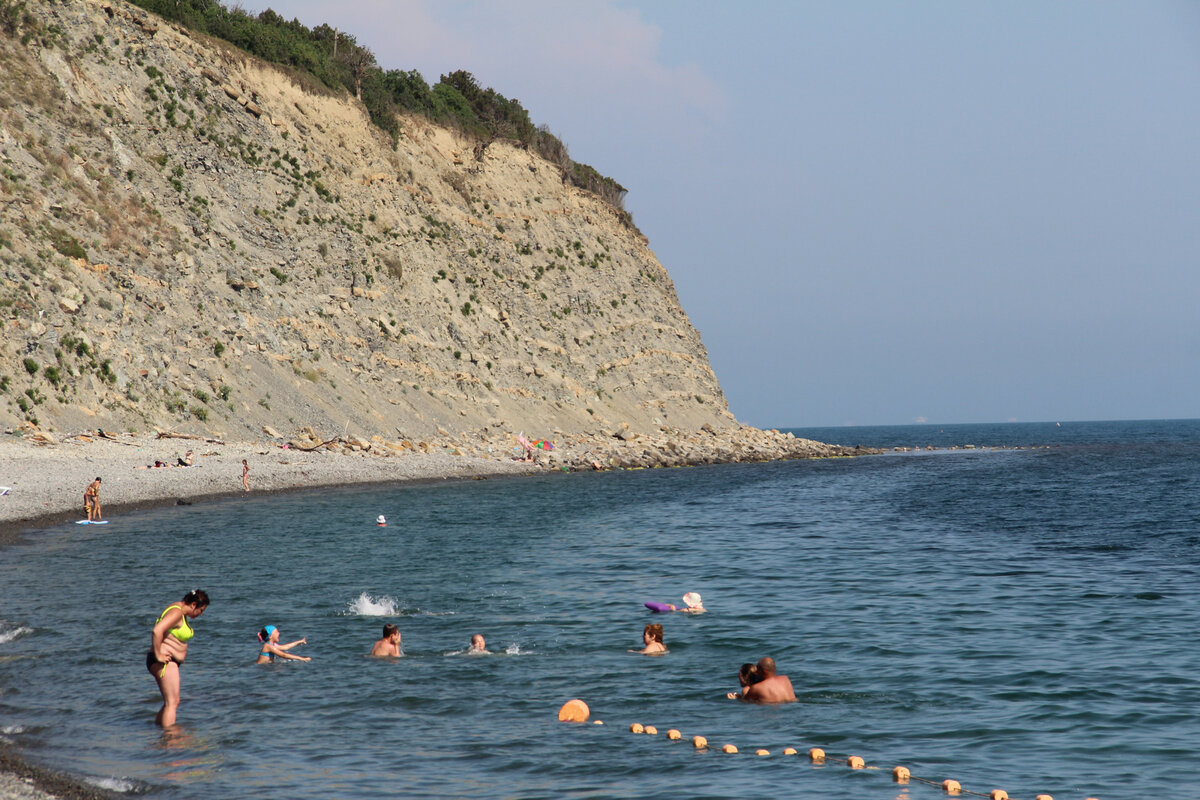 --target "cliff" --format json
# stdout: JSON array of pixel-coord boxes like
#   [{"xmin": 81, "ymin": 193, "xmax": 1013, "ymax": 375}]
[
  {"xmin": 0, "ymin": 0, "xmax": 743, "ymax": 447},
  {"xmin": 0, "ymin": 1, "xmax": 872, "ymax": 471}
]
